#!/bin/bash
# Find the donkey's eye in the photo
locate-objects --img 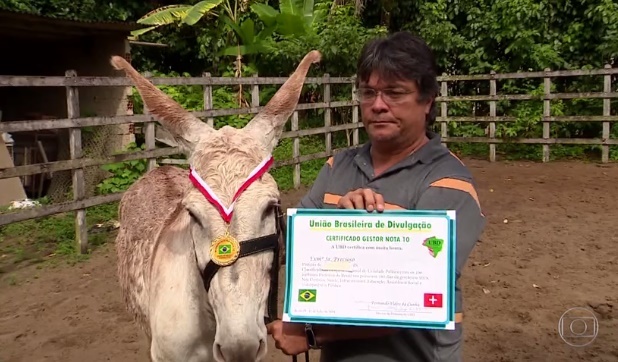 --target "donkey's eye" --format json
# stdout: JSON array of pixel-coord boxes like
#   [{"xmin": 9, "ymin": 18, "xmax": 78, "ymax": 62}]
[
  {"xmin": 187, "ymin": 208, "xmax": 205, "ymax": 228},
  {"xmin": 262, "ymin": 204, "xmax": 274, "ymax": 216},
  {"xmin": 261, "ymin": 200, "xmax": 278, "ymax": 219}
]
